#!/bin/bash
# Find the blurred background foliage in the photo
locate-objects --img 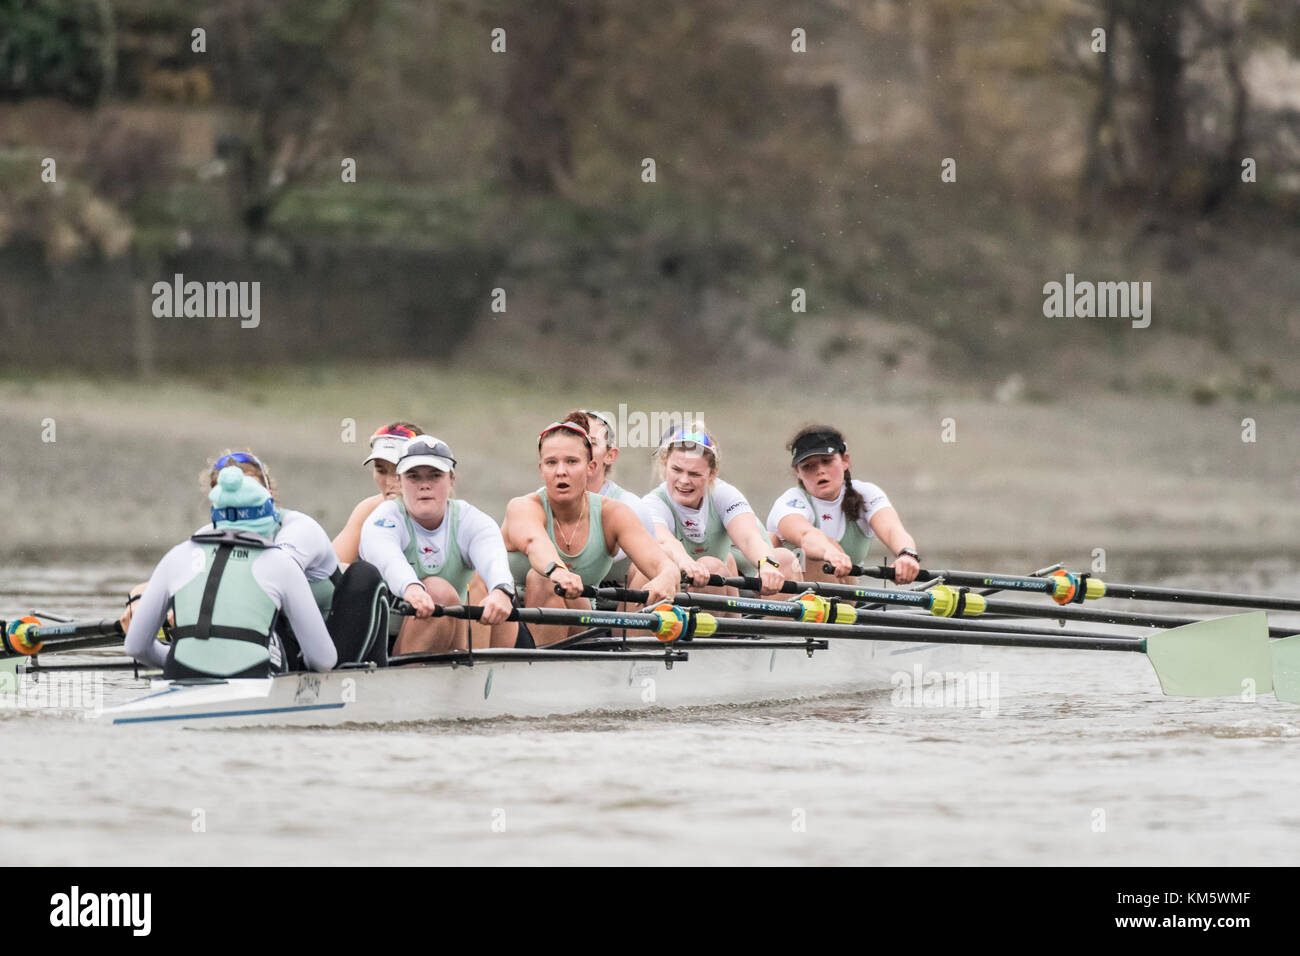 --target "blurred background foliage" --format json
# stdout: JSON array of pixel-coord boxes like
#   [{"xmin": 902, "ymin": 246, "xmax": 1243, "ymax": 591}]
[{"xmin": 1, "ymin": 0, "xmax": 1299, "ymax": 401}]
